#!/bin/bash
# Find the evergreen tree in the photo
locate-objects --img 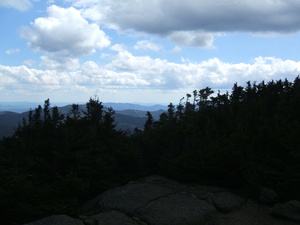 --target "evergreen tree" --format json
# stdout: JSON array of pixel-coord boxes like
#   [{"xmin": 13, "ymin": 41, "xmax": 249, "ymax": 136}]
[{"xmin": 144, "ymin": 111, "xmax": 154, "ymax": 131}]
